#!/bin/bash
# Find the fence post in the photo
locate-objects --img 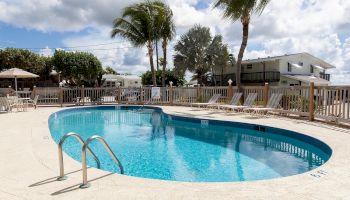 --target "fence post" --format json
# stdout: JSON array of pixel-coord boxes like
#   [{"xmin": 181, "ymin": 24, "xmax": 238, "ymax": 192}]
[
  {"xmin": 309, "ymin": 82, "xmax": 315, "ymax": 121},
  {"xmin": 227, "ymin": 79, "xmax": 233, "ymax": 103},
  {"xmin": 81, "ymin": 85, "xmax": 85, "ymax": 106},
  {"xmin": 169, "ymin": 81, "xmax": 173, "ymax": 105},
  {"xmin": 197, "ymin": 84, "xmax": 202, "ymax": 102},
  {"xmin": 60, "ymin": 87, "xmax": 63, "ymax": 107},
  {"xmin": 139, "ymin": 86, "xmax": 143, "ymax": 104},
  {"xmin": 263, "ymin": 82, "xmax": 269, "ymax": 107},
  {"xmin": 117, "ymin": 86, "xmax": 121, "ymax": 104}
]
